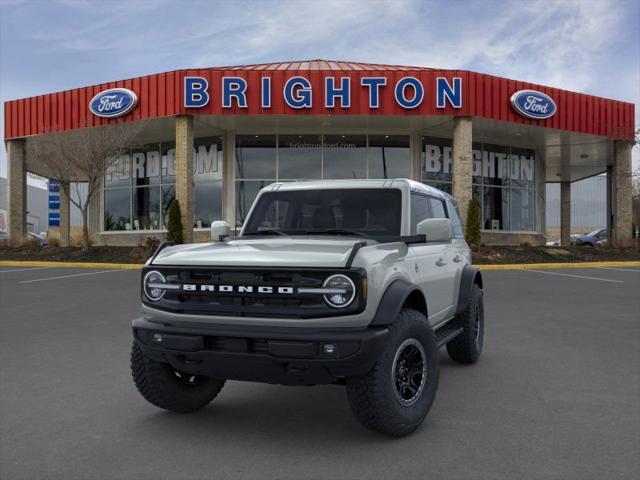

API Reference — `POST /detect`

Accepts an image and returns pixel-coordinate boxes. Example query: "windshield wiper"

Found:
[243,229,288,236]
[302,229,371,238]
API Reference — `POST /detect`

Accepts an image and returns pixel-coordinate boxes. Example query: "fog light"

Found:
[323,343,336,354]
[152,333,163,343]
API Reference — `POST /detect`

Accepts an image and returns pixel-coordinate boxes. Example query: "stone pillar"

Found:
[6,139,27,245]
[175,115,194,243]
[611,141,633,247]
[222,132,236,230]
[452,117,473,228]
[59,182,70,247]
[560,181,571,246]
[606,165,614,241]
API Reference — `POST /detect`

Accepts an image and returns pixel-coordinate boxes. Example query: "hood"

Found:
[151,237,368,268]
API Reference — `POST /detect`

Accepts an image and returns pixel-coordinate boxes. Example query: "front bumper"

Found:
[133,318,388,385]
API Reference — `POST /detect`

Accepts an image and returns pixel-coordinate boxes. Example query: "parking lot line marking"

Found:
[18,269,128,284]
[0,267,53,273]
[525,269,624,283]
[597,267,640,273]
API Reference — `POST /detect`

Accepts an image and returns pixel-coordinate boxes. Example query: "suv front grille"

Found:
[142,267,366,319]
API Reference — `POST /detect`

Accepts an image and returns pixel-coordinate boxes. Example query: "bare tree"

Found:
[27,122,143,250]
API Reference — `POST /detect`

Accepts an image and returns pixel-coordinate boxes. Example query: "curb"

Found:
[477,261,640,270]
[0,260,143,269]
[1,260,639,271]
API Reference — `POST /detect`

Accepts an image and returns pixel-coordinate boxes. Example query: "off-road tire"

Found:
[446,284,484,364]
[131,342,225,413]
[345,309,439,437]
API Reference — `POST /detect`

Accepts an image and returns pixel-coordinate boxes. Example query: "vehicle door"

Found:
[426,196,459,321]
[445,197,467,303]
[408,193,456,325]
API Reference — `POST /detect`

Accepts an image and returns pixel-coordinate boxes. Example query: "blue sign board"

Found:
[510,90,557,120]
[89,88,138,118]
[48,181,60,193]
[48,212,60,227]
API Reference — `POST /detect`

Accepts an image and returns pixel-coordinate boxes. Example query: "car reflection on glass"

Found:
[570,229,607,247]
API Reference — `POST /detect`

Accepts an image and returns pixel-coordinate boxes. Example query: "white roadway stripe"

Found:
[597,267,640,273]
[18,269,126,284]
[0,267,53,273]
[525,269,624,283]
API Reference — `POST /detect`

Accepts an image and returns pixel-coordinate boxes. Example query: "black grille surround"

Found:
[141,266,367,319]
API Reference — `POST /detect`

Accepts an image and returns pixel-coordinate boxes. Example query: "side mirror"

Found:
[210,221,231,242]
[416,218,452,243]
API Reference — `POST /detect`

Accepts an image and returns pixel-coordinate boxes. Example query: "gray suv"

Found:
[131,179,484,436]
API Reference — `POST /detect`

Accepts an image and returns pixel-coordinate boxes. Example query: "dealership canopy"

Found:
[3,60,635,247]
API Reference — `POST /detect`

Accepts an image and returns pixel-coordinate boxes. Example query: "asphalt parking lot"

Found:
[1,265,639,480]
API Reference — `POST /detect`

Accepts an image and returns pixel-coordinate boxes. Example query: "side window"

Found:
[447,199,464,238]
[429,197,447,219]
[410,194,431,234]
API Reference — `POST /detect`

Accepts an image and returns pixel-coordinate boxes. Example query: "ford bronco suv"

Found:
[131,179,484,436]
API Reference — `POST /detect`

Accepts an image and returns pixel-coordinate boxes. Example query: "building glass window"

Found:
[323,134,367,179]
[104,188,131,231]
[194,136,223,228]
[368,135,410,178]
[103,136,223,231]
[132,186,161,230]
[161,185,175,228]
[105,154,131,188]
[483,186,509,230]
[235,135,277,179]
[278,134,322,179]
[234,134,412,227]
[422,136,537,232]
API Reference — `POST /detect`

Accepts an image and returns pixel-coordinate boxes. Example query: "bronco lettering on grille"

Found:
[181,284,295,294]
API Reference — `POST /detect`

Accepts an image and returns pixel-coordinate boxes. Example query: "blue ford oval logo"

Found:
[89,88,138,118]
[510,89,556,120]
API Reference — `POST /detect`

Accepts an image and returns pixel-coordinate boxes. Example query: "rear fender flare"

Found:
[455,265,483,316]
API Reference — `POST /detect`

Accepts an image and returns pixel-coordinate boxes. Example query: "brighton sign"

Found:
[89,88,138,118]
[510,89,556,120]
[183,75,464,110]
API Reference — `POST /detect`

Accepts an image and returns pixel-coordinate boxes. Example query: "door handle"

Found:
[453,255,462,263]
[436,258,447,267]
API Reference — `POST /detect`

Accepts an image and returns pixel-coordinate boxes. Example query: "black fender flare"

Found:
[370,279,427,326]
[455,265,483,316]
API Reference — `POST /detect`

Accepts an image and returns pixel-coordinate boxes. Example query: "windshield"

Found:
[242,188,402,238]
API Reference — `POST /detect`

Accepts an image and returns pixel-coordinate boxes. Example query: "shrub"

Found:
[166,200,183,244]
[464,199,481,247]
[143,236,161,257]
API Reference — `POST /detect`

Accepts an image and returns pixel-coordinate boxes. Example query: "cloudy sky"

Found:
[1,0,638,180]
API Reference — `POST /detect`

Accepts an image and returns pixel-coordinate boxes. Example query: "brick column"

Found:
[611,141,633,247]
[59,182,70,247]
[175,115,194,243]
[452,117,473,228]
[560,181,571,246]
[6,139,27,245]
[222,132,236,229]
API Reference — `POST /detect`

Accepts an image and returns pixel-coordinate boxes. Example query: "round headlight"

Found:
[322,274,356,308]
[143,270,166,301]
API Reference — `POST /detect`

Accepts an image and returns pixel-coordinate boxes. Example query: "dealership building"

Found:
[3,60,635,246]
